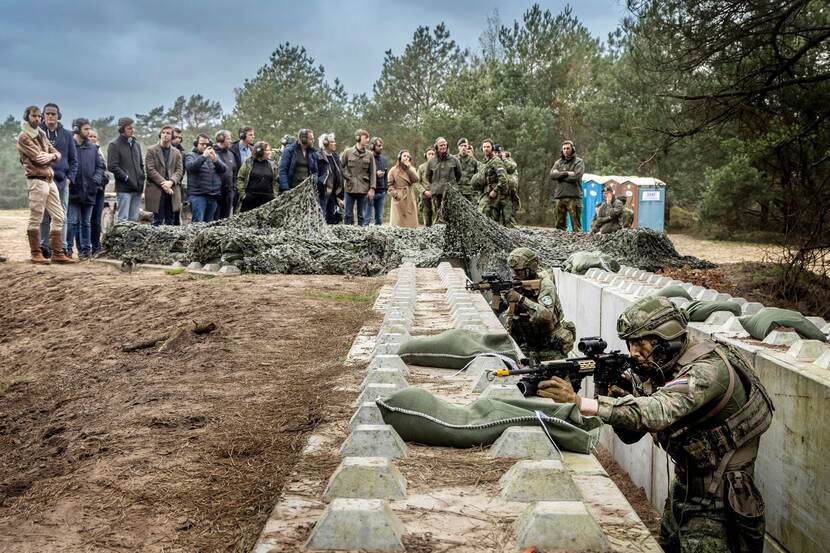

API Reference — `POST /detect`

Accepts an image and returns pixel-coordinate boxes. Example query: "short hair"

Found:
[355,128,369,141]
[481,138,494,147]
[215,129,230,142]
[195,132,211,144]
[424,147,435,155]
[72,118,91,133]
[159,125,174,137]
[117,117,135,133]
[239,126,253,139]
[172,127,183,135]
[319,133,336,149]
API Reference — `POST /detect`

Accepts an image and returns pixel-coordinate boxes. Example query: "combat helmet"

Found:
[617,295,688,341]
[507,247,539,273]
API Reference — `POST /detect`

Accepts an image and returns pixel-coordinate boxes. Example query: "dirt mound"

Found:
[0,263,382,552]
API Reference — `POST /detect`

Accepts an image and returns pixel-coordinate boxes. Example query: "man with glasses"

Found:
[38,102,77,257]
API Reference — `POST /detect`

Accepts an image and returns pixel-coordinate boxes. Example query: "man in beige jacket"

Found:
[17,105,76,264]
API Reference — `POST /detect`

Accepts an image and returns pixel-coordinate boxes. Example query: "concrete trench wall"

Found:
[554,266,830,553]
[253,263,662,552]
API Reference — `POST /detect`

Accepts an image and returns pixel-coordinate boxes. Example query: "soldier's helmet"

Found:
[617,295,688,341]
[507,247,539,273]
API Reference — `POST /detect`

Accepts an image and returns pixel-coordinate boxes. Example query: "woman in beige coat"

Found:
[387,150,420,228]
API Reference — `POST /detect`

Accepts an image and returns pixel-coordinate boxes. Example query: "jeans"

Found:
[90,188,105,252]
[344,192,369,226]
[190,194,218,223]
[116,191,141,223]
[153,191,176,225]
[67,200,94,256]
[368,189,386,225]
[40,179,68,254]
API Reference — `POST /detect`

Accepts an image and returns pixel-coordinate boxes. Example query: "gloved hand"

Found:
[503,289,523,304]
[537,376,581,406]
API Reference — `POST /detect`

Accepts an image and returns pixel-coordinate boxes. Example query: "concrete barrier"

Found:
[556,269,830,553]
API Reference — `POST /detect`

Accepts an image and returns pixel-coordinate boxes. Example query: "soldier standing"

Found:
[540,295,773,553]
[499,147,520,227]
[492,247,575,360]
[474,139,509,224]
[455,138,480,204]
[415,147,435,226]
[549,140,585,231]
[425,137,461,223]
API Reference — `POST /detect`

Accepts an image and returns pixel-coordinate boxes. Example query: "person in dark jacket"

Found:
[214,130,237,219]
[549,140,585,231]
[86,129,109,253]
[278,128,318,193]
[368,137,388,225]
[39,102,78,257]
[171,127,185,224]
[67,119,105,258]
[185,133,226,222]
[236,141,278,212]
[107,117,146,223]
[425,136,462,223]
[591,186,624,234]
[316,133,344,224]
[229,126,255,177]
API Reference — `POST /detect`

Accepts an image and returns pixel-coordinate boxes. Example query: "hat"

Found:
[457,137,469,147]
[493,143,503,152]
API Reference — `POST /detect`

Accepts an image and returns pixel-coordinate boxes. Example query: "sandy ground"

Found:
[0,262,382,552]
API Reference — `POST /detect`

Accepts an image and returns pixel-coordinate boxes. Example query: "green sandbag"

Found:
[739,307,827,341]
[562,250,620,275]
[685,300,742,322]
[376,386,602,453]
[655,284,693,300]
[397,328,518,369]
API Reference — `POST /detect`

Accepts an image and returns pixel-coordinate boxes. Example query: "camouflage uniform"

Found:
[494,248,575,360]
[622,206,635,228]
[476,154,509,224]
[549,141,584,231]
[600,296,773,553]
[502,156,519,227]
[456,152,480,204]
[415,161,433,226]
[592,196,624,234]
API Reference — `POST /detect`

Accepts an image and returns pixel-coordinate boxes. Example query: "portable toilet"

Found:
[633,178,666,231]
[580,174,605,231]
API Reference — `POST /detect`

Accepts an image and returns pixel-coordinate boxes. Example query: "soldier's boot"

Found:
[49,230,77,264]
[27,229,50,264]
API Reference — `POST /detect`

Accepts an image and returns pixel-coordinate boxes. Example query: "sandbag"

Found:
[397,328,519,369]
[655,283,693,300]
[376,386,602,453]
[685,300,742,322]
[739,307,827,341]
[562,250,620,275]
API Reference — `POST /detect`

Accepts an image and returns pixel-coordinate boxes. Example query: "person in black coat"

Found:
[68,118,105,257]
[107,117,146,222]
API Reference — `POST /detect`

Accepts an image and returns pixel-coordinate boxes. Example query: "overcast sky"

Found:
[0,0,627,123]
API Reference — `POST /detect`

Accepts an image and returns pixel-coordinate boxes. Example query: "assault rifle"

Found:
[491,337,635,397]
[466,273,541,332]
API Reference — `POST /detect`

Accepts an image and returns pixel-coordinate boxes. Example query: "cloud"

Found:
[0,0,626,120]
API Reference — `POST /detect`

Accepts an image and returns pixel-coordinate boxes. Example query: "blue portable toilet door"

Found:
[637,185,665,231]
[581,181,603,231]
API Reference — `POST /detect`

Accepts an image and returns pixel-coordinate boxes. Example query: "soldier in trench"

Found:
[540,295,773,553]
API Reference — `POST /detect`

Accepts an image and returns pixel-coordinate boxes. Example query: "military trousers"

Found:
[418,194,434,226]
[553,197,582,231]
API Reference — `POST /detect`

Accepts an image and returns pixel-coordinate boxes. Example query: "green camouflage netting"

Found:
[102,179,711,275]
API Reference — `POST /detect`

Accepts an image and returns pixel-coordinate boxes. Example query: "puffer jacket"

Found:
[185,149,226,196]
[71,139,106,205]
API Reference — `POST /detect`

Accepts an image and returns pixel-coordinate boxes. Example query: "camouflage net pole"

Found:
[102,179,712,276]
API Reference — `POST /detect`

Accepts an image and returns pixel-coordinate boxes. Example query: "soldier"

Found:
[493,247,575,361]
[455,137,479,204]
[591,186,624,234]
[474,139,509,224]
[415,147,435,226]
[549,140,585,231]
[539,295,773,553]
[425,137,461,223]
[499,147,520,228]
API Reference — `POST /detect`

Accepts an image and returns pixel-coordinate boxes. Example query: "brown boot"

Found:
[27,229,50,264]
[49,230,77,264]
